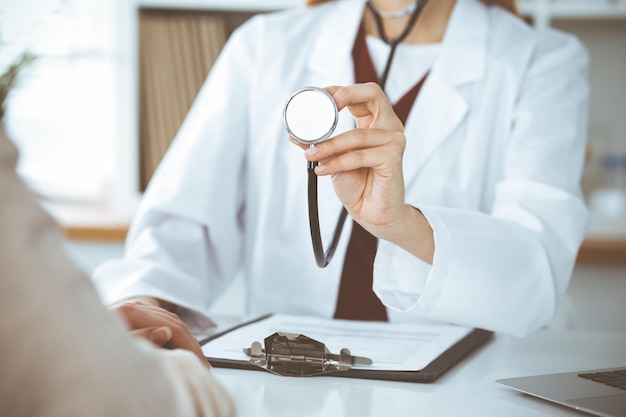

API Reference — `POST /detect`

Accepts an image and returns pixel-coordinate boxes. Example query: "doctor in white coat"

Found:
[94,0,590,346]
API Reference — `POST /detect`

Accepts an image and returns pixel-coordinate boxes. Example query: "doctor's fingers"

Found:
[327,83,403,131]
[113,302,209,367]
[306,129,406,174]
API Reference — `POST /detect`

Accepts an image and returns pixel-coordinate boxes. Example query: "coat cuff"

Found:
[373,205,449,313]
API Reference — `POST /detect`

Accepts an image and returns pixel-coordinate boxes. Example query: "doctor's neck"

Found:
[364,0,456,44]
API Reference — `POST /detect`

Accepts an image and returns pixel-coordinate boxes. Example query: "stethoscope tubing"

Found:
[307,161,349,268]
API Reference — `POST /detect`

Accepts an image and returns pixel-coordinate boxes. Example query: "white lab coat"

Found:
[94,0,590,337]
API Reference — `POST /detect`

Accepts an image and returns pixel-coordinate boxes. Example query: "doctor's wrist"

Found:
[126,296,179,314]
[381,205,435,264]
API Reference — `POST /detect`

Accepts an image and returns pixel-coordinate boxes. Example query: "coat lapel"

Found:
[305,0,365,89]
[404,0,489,187]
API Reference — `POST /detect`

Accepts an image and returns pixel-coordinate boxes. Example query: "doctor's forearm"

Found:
[381,205,434,264]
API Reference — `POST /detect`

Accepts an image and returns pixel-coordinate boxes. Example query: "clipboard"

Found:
[200,313,493,383]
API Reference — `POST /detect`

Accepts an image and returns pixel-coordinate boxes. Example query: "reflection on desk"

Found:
[210,329,626,417]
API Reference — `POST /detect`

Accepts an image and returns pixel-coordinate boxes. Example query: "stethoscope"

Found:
[282,0,428,268]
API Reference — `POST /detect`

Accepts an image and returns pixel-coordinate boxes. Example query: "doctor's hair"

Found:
[305,0,519,15]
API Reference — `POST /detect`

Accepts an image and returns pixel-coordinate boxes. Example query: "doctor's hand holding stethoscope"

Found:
[288,83,435,266]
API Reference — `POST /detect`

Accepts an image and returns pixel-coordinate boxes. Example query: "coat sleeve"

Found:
[373,30,590,336]
[92,18,261,334]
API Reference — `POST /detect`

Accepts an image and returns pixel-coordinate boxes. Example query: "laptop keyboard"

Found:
[578,369,626,391]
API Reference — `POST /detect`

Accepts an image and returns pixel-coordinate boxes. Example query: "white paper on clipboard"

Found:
[201,313,472,371]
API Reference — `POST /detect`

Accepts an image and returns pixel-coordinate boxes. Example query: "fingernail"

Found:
[315,164,327,174]
[150,327,172,342]
[305,146,319,156]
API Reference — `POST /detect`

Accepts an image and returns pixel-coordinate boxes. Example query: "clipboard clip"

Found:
[242,332,372,377]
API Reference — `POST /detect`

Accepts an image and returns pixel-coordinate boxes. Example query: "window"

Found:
[2,0,122,203]
[1,0,299,211]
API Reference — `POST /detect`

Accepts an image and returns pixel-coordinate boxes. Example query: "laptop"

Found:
[497,367,626,417]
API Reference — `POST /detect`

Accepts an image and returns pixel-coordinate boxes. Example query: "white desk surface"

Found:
[210,328,626,417]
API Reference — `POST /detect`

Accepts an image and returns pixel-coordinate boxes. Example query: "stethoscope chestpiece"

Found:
[283,86,339,145]
[283,86,347,268]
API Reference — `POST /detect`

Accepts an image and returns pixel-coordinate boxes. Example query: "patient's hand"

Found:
[111,298,209,367]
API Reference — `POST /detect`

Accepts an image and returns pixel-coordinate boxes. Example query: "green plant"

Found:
[0,52,37,121]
